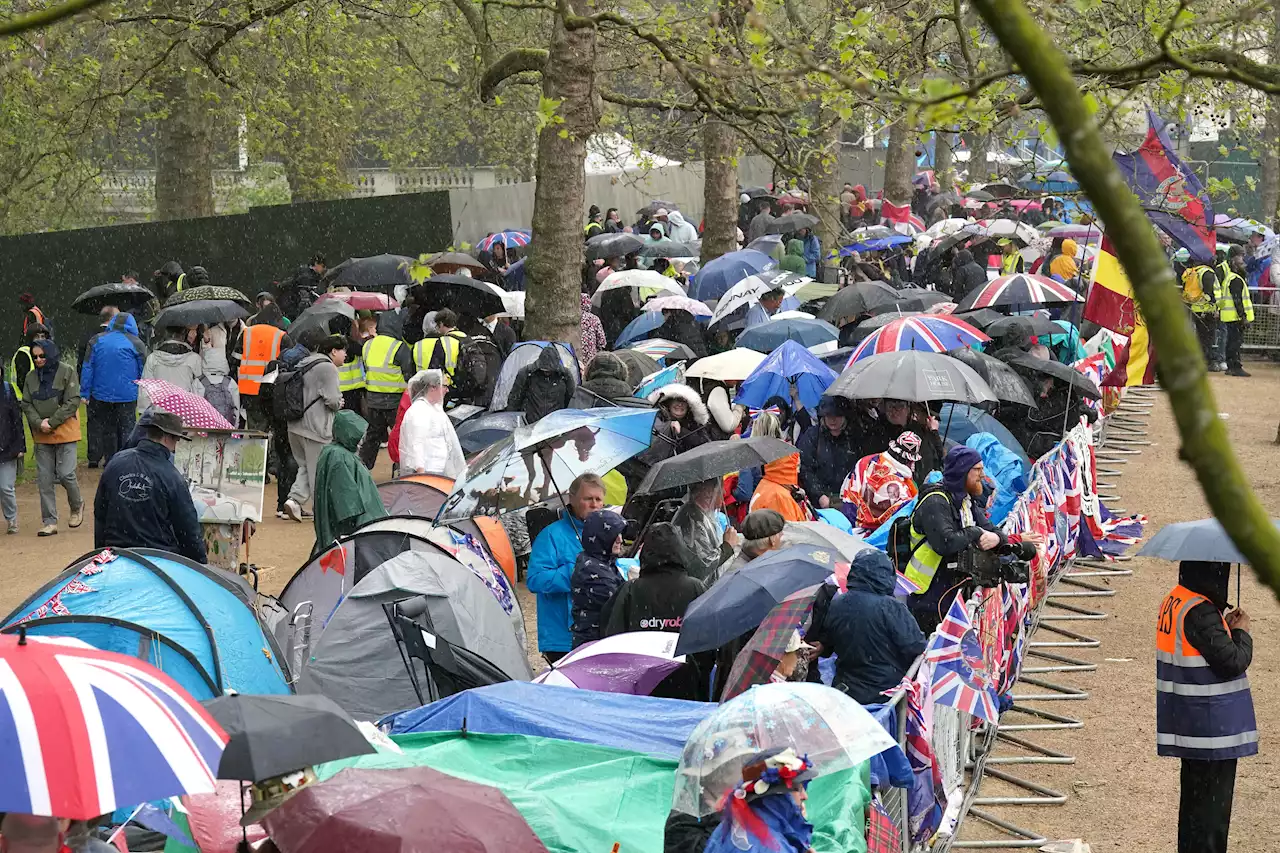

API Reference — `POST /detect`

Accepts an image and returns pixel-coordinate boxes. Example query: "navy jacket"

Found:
[81,313,146,403]
[570,510,628,647]
[94,439,208,563]
[796,423,859,506]
[813,550,926,704]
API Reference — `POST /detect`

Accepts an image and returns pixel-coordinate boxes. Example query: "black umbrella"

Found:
[817,281,901,323]
[611,348,662,386]
[945,347,1037,407]
[635,436,797,495]
[851,311,924,342]
[153,299,249,329]
[965,189,995,201]
[982,181,1021,199]
[586,232,644,261]
[988,314,1062,338]
[72,282,155,315]
[866,290,952,316]
[1002,351,1101,399]
[952,308,1004,330]
[767,212,820,234]
[324,254,417,289]
[203,694,374,782]
[826,349,997,404]
[640,241,700,257]
[740,186,775,200]
[289,300,357,339]
[422,274,505,317]
[165,285,251,307]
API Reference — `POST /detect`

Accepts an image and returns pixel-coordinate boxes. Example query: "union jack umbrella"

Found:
[476,230,531,252]
[954,273,1085,312]
[0,633,227,818]
[847,315,989,365]
[925,596,1000,722]
[136,379,234,430]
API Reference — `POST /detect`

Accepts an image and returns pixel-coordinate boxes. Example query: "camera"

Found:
[961,540,1037,588]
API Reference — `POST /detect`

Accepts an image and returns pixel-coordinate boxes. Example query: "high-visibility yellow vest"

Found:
[362,335,408,394]
[338,355,365,392]
[905,491,973,592]
[1001,253,1023,274]
[1182,265,1217,314]
[1217,264,1254,323]
[9,346,32,401]
[236,324,286,396]
[412,331,466,380]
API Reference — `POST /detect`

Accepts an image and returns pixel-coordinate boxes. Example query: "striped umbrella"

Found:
[533,632,685,695]
[954,273,1084,312]
[476,230,531,252]
[847,315,989,365]
[0,633,227,818]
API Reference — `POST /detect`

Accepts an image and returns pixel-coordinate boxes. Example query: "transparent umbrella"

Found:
[672,682,898,815]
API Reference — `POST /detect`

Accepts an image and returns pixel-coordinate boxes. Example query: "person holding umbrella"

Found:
[672,478,741,583]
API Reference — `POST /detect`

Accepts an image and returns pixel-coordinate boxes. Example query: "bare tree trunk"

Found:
[967,132,990,184]
[810,117,843,274]
[882,119,916,206]
[155,71,215,220]
[525,8,601,344]
[1261,1,1280,226]
[934,128,956,190]
[701,119,739,264]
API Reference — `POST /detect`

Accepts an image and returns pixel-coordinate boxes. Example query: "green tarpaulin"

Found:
[318,731,870,853]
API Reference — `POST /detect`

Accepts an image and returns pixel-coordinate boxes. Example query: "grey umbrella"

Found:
[946,347,1037,407]
[288,300,358,340]
[988,314,1062,338]
[826,350,997,404]
[781,521,875,560]
[203,693,374,782]
[586,232,644,261]
[1137,518,1280,564]
[817,281,901,323]
[72,282,155,314]
[767,212,820,234]
[635,436,797,495]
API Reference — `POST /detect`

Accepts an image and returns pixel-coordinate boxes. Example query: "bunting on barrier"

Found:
[926,597,1001,723]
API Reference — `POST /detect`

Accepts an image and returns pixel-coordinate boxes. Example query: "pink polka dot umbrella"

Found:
[135,379,234,430]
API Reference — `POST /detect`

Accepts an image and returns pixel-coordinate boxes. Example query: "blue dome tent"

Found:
[2,548,291,699]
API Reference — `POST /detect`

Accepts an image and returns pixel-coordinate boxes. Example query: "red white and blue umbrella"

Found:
[954,273,1084,312]
[0,633,227,818]
[476,230,531,252]
[532,631,684,695]
[847,315,990,365]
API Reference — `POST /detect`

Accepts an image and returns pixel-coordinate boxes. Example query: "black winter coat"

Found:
[1179,561,1253,679]
[796,424,860,506]
[664,812,715,853]
[0,382,25,462]
[906,484,1005,622]
[94,439,208,563]
[508,348,575,422]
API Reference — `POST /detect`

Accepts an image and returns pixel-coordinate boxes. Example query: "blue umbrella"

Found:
[441,407,658,520]
[838,235,912,255]
[689,249,776,300]
[503,257,526,291]
[614,310,709,348]
[455,411,525,455]
[674,545,841,655]
[737,316,839,353]
[938,403,1029,464]
[1137,518,1280,564]
[735,340,838,411]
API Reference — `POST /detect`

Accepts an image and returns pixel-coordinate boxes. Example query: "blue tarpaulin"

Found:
[967,433,1031,526]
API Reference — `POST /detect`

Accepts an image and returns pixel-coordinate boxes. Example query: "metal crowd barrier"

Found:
[1243,286,1280,351]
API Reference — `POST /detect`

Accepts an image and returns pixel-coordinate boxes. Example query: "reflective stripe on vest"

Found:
[1154,584,1258,760]
[22,307,43,336]
[412,332,464,378]
[904,492,972,592]
[338,355,365,392]
[1217,264,1255,323]
[363,336,407,394]
[237,325,286,396]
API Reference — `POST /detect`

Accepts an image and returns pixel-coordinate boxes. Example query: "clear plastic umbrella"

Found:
[672,682,898,815]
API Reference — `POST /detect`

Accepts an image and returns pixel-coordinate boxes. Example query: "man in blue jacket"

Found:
[93,410,207,563]
[81,311,146,466]
[811,549,926,704]
[526,472,606,663]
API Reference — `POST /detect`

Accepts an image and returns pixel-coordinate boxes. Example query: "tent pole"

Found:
[382,603,426,706]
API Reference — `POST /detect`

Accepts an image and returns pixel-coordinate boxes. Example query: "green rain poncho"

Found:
[778,239,807,274]
[312,410,387,553]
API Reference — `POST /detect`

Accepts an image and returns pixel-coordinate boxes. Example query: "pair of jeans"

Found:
[88,399,136,465]
[34,442,80,525]
[0,459,17,523]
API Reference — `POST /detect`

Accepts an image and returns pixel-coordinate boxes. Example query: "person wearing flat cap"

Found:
[720,509,786,578]
[94,409,208,563]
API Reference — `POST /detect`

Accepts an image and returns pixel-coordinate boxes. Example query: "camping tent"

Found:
[296,551,532,720]
[374,480,518,582]
[2,548,290,700]
[490,342,579,411]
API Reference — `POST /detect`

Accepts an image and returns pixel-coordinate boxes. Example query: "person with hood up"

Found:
[21,339,83,537]
[1157,561,1256,853]
[359,311,415,469]
[796,396,860,510]
[666,210,699,243]
[811,549,927,704]
[949,249,988,299]
[840,430,921,532]
[528,473,606,663]
[749,451,808,522]
[311,409,388,554]
[797,227,821,277]
[398,369,465,478]
[569,509,628,648]
[702,748,815,853]
[650,384,713,453]
[152,260,185,302]
[571,352,649,409]
[282,335,345,522]
[645,221,672,248]
[603,521,710,700]
[579,294,607,371]
[778,239,807,275]
[1048,238,1079,282]
[905,445,1007,632]
[140,327,204,413]
[656,308,708,359]
[79,312,145,465]
[672,478,741,583]
[508,345,576,423]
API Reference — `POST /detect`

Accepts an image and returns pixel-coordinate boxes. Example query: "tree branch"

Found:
[480,47,548,101]
[0,0,107,36]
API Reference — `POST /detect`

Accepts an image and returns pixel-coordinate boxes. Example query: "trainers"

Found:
[6,520,16,535]
[1226,367,1251,377]
[1207,362,1224,373]
[284,499,304,523]
[37,524,57,537]
[68,504,84,529]
[276,510,288,520]
[300,507,314,519]
[1215,362,1229,372]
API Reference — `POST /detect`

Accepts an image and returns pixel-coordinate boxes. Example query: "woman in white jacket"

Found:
[398,369,466,479]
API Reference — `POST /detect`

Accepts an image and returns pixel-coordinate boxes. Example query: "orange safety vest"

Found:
[237,325,286,396]
[23,306,44,335]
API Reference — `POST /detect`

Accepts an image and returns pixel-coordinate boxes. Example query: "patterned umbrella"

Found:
[720,585,821,702]
[476,230,531,252]
[136,379,234,430]
[532,632,685,695]
[625,338,698,362]
[643,295,712,317]
[0,633,227,818]
[164,285,251,307]
[847,315,989,364]
[315,291,399,311]
[954,273,1084,312]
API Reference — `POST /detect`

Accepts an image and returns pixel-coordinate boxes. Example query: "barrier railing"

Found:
[1244,286,1280,351]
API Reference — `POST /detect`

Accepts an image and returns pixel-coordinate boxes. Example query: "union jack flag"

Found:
[926,596,1000,722]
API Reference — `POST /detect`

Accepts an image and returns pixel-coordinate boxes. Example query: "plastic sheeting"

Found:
[318,731,870,853]
[967,432,1031,526]
[381,682,714,758]
[490,342,579,411]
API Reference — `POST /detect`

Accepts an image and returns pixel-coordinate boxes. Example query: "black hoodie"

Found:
[508,346,575,422]
[950,249,988,298]
[571,352,651,409]
[1178,561,1252,679]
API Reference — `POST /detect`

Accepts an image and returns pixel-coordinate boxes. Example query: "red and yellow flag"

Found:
[1086,236,1157,386]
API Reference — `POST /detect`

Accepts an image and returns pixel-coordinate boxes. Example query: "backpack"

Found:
[272,359,323,422]
[454,337,499,406]
[1181,266,1210,307]
[199,375,238,426]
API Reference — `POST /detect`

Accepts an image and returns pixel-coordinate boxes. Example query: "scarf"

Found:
[705,791,814,853]
[31,339,62,401]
